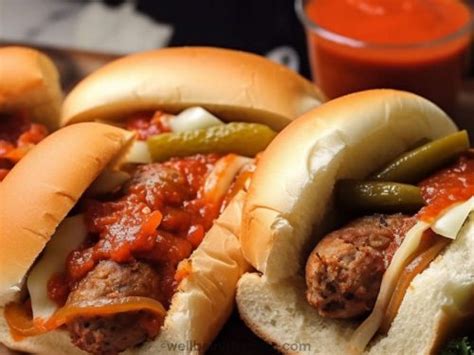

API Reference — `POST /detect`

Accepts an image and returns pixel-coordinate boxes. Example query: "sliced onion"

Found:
[124,141,152,164]
[5,296,166,339]
[222,163,255,208]
[87,169,131,196]
[203,154,252,205]
[27,215,88,321]
[170,107,224,132]
[349,221,430,353]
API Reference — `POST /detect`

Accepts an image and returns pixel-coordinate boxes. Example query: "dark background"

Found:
[100,0,312,78]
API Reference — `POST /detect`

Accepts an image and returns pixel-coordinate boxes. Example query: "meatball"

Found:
[66,260,163,355]
[125,164,191,209]
[305,214,415,319]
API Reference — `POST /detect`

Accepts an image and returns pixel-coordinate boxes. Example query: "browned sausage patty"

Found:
[66,260,162,355]
[305,214,415,319]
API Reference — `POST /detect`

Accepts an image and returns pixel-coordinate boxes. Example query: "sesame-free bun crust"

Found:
[0,46,62,129]
[61,47,324,131]
[236,90,465,354]
[0,123,134,305]
[241,89,456,280]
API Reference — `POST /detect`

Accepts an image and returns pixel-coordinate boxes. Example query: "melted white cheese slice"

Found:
[431,196,474,239]
[27,215,88,320]
[88,169,131,196]
[349,197,474,353]
[349,220,430,354]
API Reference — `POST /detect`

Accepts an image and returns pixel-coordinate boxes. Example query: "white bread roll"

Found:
[0,123,250,354]
[237,89,463,354]
[0,46,62,129]
[61,47,324,131]
[0,123,134,305]
[241,89,456,281]
[1,46,323,354]
[0,190,249,355]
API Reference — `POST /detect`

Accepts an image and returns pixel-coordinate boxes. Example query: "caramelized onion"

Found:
[5,297,166,340]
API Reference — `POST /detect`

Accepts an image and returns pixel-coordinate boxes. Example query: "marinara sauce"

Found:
[50,153,224,307]
[300,0,472,113]
[125,110,171,140]
[0,112,48,180]
[418,154,474,222]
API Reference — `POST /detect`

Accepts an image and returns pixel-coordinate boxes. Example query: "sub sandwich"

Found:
[0,46,62,180]
[237,89,474,354]
[0,47,324,355]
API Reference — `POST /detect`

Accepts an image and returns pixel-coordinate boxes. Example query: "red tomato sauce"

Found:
[418,155,474,221]
[125,110,171,140]
[308,0,470,45]
[47,273,70,307]
[304,0,471,112]
[50,154,223,307]
[0,112,48,180]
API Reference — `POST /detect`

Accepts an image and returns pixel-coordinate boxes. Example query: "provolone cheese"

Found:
[431,196,474,239]
[27,215,88,321]
[88,169,131,196]
[349,221,430,354]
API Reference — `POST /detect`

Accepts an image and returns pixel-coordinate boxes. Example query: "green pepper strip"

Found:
[372,130,469,184]
[336,180,425,213]
[147,122,277,162]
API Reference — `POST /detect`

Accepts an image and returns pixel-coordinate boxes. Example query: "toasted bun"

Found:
[0,46,62,129]
[237,89,463,354]
[0,123,134,305]
[0,192,250,355]
[61,47,324,131]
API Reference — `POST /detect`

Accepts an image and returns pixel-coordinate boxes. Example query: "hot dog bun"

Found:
[236,89,465,354]
[0,122,250,354]
[1,47,323,354]
[0,123,134,305]
[0,46,62,129]
[61,47,324,131]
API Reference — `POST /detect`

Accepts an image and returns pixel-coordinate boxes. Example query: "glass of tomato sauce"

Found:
[296,0,473,114]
